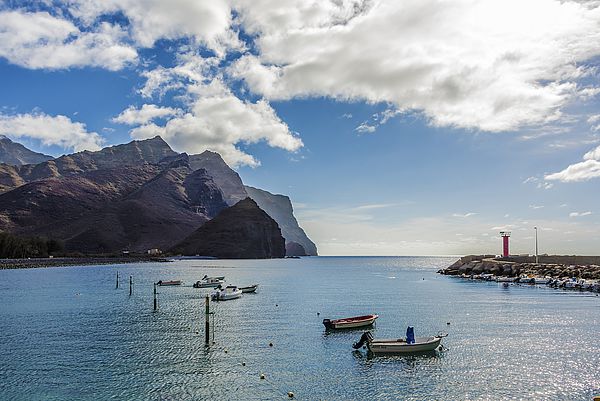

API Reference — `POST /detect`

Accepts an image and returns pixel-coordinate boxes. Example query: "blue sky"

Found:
[1,0,600,255]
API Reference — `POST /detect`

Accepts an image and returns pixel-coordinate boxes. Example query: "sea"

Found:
[0,256,599,400]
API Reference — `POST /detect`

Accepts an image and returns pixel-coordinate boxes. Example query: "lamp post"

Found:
[534,226,539,264]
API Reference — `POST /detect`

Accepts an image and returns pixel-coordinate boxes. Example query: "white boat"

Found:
[353,330,447,354]
[496,276,516,283]
[193,277,225,288]
[533,277,551,285]
[212,285,242,301]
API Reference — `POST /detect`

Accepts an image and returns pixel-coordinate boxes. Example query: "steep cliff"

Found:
[244,186,317,256]
[172,198,286,259]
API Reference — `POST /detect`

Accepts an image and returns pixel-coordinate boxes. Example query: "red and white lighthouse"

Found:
[500,231,511,257]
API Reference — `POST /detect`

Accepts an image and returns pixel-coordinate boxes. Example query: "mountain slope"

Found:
[244,185,317,256]
[0,135,53,166]
[189,151,248,206]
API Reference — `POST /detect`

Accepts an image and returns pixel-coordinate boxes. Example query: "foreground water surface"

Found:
[0,256,599,400]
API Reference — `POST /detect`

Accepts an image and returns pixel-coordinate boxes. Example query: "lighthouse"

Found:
[499,232,511,257]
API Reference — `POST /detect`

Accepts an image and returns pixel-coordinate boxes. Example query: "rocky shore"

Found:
[439,255,600,280]
[0,256,169,270]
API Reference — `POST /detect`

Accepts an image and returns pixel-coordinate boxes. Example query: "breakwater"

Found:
[0,256,169,269]
[438,255,600,282]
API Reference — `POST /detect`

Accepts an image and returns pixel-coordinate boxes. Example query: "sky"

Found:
[1,0,600,256]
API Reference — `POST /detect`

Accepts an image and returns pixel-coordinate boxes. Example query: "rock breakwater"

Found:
[439,255,600,281]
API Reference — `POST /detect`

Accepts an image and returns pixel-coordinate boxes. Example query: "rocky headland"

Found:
[439,255,600,280]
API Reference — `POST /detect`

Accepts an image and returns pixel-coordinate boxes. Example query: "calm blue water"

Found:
[0,257,599,400]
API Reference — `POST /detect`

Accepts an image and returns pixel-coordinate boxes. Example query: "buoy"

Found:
[260,373,265,380]
[224,349,228,353]
[447,322,451,325]
[212,341,216,345]
[275,304,278,307]
[242,362,246,366]
[269,342,273,347]
[287,391,294,398]
[317,312,320,316]
[195,330,199,334]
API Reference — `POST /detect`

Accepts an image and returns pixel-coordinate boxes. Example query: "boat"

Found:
[239,284,259,293]
[533,277,551,285]
[211,285,242,301]
[193,277,225,288]
[518,276,534,284]
[353,327,447,354]
[496,276,516,283]
[157,280,182,286]
[323,314,379,330]
[201,274,225,280]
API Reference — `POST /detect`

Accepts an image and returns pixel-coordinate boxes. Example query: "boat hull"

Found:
[240,284,258,293]
[324,314,379,329]
[368,336,442,354]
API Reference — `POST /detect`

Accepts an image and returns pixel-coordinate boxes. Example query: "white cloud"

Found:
[129,78,302,167]
[113,104,181,125]
[546,144,600,182]
[231,0,600,132]
[0,11,137,70]
[67,0,237,53]
[452,212,477,218]
[569,211,592,217]
[529,205,544,209]
[0,112,103,152]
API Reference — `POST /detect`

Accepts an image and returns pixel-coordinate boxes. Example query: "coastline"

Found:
[0,256,170,270]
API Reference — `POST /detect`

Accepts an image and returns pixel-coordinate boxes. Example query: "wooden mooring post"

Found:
[115,271,119,289]
[205,295,210,344]
[129,276,133,296]
[153,282,158,311]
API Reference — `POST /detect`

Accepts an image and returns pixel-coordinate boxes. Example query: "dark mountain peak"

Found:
[172,196,286,258]
[0,135,54,166]
[158,152,190,169]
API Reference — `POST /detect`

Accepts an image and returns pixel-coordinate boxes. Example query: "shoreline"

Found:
[0,256,170,270]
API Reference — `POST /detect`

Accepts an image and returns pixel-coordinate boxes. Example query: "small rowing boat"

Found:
[239,284,259,293]
[323,314,379,330]
[157,280,182,286]
[353,327,447,354]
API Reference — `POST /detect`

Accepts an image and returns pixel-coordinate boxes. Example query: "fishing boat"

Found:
[496,276,516,283]
[239,284,259,293]
[353,327,447,354]
[193,277,224,288]
[323,314,379,330]
[518,276,535,284]
[211,285,242,301]
[157,280,182,286]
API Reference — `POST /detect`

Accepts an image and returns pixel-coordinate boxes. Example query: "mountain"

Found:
[0,153,228,253]
[172,198,286,259]
[0,136,176,194]
[244,186,318,256]
[0,136,317,258]
[189,151,248,206]
[0,135,53,166]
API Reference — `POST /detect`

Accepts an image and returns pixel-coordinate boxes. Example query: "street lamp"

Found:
[534,226,539,264]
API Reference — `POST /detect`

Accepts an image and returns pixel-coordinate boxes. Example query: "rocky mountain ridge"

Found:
[0,136,317,258]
